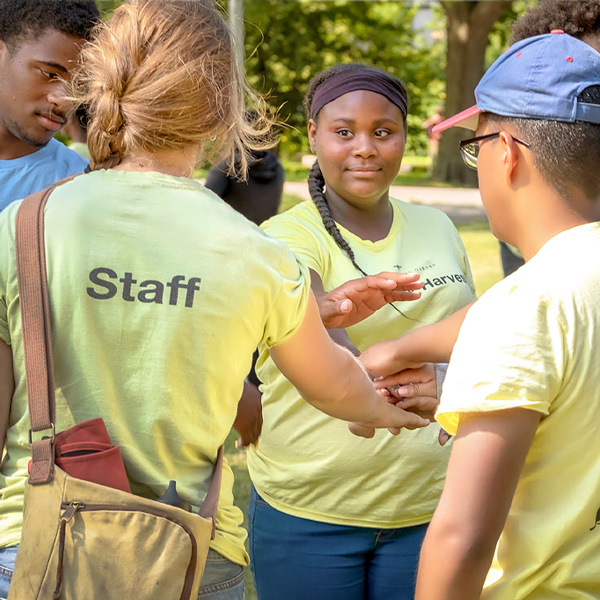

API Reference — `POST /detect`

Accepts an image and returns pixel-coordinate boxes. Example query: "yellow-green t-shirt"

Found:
[247,198,476,527]
[0,169,310,565]
[437,223,600,599]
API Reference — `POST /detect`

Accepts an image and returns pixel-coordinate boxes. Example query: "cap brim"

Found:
[432,105,482,133]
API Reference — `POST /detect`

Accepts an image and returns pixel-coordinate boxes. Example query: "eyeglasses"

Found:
[459,132,530,170]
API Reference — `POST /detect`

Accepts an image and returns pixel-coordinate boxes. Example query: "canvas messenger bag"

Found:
[8,181,223,600]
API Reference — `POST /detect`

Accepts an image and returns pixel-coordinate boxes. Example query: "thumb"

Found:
[339,299,352,313]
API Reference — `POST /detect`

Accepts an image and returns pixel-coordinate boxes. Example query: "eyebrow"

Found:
[32,60,69,75]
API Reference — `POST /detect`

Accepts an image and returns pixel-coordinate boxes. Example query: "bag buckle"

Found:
[29,423,56,445]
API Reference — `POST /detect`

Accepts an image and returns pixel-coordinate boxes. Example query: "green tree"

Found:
[433,1,513,185]
[433,0,536,184]
[241,0,446,156]
[95,0,120,17]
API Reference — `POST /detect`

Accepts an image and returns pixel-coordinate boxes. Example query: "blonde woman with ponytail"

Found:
[0,3,432,598]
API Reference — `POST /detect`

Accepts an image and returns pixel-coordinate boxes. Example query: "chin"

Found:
[10,120,53,148]
[21,131,52,148]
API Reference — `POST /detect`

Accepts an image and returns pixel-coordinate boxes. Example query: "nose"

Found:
[47,80,72,117]
[352,133,376,158]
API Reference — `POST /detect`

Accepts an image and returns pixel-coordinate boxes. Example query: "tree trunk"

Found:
[434,0,513,184]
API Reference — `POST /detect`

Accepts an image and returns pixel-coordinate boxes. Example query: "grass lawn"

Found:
[225,216,502,599]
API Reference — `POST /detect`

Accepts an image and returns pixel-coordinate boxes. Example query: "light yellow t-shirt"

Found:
[247,198,476,527]
[0,169,310,566]
[437,223,600,599]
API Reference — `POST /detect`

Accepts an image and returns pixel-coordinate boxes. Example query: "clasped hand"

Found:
[349,362,451,445]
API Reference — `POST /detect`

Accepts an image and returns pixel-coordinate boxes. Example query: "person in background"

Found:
[247,63,476,600]
[63,104,91,160]
[0,3,431,598]
[205,146,284,227]
[0,0,99,211]
[414,31,600,600]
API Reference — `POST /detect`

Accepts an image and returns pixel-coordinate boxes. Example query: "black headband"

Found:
[310,69,408,120]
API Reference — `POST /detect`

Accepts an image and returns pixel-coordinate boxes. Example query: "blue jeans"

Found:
[0,546,243,600]
[248,486,427,600]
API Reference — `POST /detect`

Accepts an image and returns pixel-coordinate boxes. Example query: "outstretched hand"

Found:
[319,272,423,330]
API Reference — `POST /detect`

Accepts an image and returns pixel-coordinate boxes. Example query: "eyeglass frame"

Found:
[459,132,530,170]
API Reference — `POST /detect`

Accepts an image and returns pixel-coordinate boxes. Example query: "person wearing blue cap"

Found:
[399,31,600,600]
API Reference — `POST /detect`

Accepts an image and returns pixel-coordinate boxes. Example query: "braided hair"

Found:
[307,159,368,277]
[305,64,413,317]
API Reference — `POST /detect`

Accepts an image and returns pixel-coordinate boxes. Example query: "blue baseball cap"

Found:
[433,31,600,132]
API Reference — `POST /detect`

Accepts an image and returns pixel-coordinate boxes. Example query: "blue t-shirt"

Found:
[0,138,88,211]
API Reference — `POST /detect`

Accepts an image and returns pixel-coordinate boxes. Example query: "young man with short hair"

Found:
[415,32,600,600]
[0,0,99,211]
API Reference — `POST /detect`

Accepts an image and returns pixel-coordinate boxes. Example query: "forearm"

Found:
[298,343,382,422]
[360,302,475,378]
[327,328,360,356]
[416,512,495,600]
[269,295,427,429]
[0,340,14,456]
[416,409,540,600]
[399,302,474,363]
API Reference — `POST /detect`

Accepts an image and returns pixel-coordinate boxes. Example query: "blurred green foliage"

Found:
[237,0,446,157]
[93,1,532,162]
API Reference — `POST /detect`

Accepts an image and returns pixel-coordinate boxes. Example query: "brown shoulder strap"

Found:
[15,176,222,528]
[16,185,59,484]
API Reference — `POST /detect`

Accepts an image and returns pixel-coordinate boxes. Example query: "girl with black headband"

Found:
[246,63,477,600]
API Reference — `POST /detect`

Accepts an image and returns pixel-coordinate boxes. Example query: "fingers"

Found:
[362,274,423,294]
[373,271,423,290]
[392,395,439,414]
[386,404,431,430]
[383,290,422,302]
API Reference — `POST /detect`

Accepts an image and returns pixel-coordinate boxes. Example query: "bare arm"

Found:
[359,302,475,377]
[269,292,429,431]
[233,379,263,447]
[415,408,541,600]
[310,270,359,354]
[0,340,14,456]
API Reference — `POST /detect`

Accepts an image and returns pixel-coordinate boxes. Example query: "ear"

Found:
[307,119,317,154]
[498,131,520,185]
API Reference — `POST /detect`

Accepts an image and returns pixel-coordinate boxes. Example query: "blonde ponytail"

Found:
[71,0,274,172]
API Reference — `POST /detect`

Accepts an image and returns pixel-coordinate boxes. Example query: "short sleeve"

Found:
[436,277,563,435]
[0,204,18,345]
[262,211,326,275]
[260,243,311,349]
